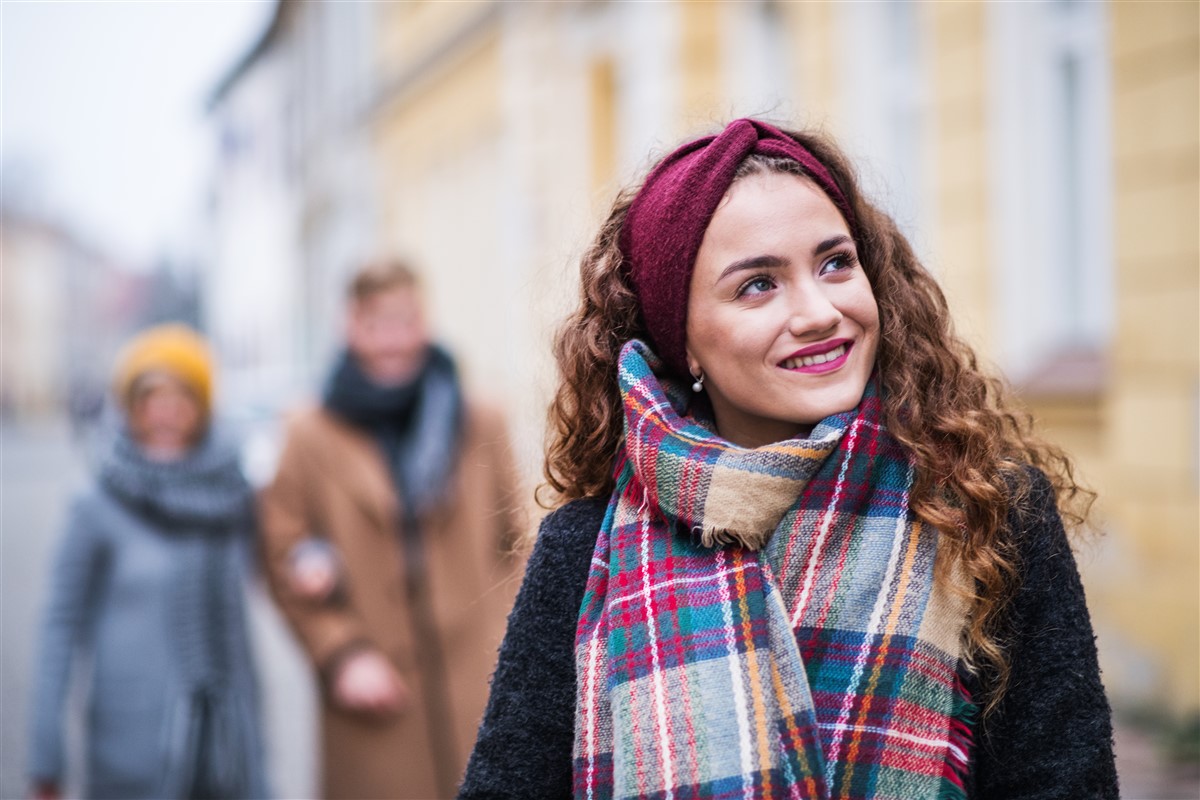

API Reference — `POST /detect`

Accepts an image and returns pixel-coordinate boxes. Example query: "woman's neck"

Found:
[712,414,813,449]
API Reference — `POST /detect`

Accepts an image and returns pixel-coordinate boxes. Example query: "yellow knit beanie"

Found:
[113,324,215,413]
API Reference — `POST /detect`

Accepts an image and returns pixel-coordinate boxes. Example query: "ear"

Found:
[684,346,701,378]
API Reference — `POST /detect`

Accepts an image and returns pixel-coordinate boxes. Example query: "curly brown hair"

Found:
[543,125,1093,711]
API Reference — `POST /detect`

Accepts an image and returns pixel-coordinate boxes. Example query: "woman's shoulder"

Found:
[1004,464,1072,565]
[974,465,1118,796]
[59,482,123,543]
[71,478,129,516]
[1009,463,1057,510]
[536,497,607,552]
[540,496,608,536]
[996,463,1096,656]
[522,496,607,586]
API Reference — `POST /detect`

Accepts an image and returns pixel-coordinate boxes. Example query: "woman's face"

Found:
[685,171,880,448]
[129,372,204,460]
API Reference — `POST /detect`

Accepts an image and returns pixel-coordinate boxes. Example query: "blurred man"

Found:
[259,260,523,799]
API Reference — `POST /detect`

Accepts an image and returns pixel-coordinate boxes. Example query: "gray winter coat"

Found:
[27,432,269,800]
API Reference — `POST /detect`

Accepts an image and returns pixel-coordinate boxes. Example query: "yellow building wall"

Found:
[369,0,1198,710]
[371,12,509,390]
[678,1,724,133]
[0,225,69,414]
[1093,0,1199,711]
[787,2,838,126]
[916,0,1199,712]
[371,3,599,479]
[926,2,993,353]
[587,55,619,201]
[375,1,496,82]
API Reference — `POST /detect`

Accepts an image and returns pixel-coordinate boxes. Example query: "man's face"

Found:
[346,285,430,386]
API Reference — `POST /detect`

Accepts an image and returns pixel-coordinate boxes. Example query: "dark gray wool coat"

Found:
[460,468,1119,799]
[28,430,269,800]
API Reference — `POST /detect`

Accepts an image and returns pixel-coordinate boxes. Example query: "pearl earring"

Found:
[691,371,705,393]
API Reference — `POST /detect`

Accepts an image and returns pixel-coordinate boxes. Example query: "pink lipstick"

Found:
[778,339,853,374]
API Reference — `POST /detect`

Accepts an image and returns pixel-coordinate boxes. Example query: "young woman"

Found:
[461,119,1118,799]
[28,325,267,800]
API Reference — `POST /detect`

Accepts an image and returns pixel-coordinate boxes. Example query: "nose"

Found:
[786,285,842,339]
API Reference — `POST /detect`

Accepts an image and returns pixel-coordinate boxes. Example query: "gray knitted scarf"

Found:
[98,429,255,798]
[98,429,252,531]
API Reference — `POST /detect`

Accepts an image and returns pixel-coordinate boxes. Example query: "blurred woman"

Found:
[462,119,1117,798]
[28,324,267,800]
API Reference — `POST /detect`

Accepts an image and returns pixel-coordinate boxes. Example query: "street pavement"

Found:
[0,419,1196,799]
[1,420,86,799]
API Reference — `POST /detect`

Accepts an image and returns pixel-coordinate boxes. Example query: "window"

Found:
[837,0,928,244]
[612,1,677,175]
[987,0,1112,389]
[723,0,793,121]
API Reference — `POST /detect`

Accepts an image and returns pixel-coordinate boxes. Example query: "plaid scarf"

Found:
[574,340,974,800]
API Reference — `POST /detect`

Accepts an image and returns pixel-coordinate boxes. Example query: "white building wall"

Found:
[206,44,301,411]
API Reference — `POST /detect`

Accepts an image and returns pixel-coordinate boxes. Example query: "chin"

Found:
[790,384,869,426]
[366,360,422,385]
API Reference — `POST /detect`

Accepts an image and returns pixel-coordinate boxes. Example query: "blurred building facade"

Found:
[206,0,1198,718]
[0,205,181,419]
[1,209,77,416]
[206,0,376,411]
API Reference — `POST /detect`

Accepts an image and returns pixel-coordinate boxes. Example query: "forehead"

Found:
[131,370,194,399]
[353,285,422,316]
[701,172,848,256]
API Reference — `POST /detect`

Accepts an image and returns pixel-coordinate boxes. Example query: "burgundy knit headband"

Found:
[619,118,857,378]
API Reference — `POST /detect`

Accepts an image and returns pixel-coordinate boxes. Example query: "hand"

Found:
[332,650,410,717]
[30,781,60,800]
[289,550,337,601]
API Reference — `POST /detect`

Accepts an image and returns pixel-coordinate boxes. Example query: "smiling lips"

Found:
[779,340,853,374]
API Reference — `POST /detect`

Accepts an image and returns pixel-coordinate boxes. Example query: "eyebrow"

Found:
[814,234,853,256]
[715,254,788,284]
[714,234,855,285]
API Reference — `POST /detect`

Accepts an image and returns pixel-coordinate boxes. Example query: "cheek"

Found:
[181,404,203,429]
[850,292,881,367]
[362,332,394,359]
[840,282,880,334]
[861,297,881,337]
[690,310,779,379]
[159,398,199,429]
[688,308,733,363]
[398,325,427,351]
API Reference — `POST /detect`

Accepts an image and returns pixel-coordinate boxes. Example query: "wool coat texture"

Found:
[27,434,268,800]
[460,469,1119,800]
[259,401,524,800]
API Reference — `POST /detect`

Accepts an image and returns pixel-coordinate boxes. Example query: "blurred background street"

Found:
[2,1,1198,798]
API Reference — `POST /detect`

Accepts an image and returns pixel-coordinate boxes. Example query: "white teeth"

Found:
[784,344,846,369]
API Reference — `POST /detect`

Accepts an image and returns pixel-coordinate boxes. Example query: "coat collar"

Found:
[306,408,400,532]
